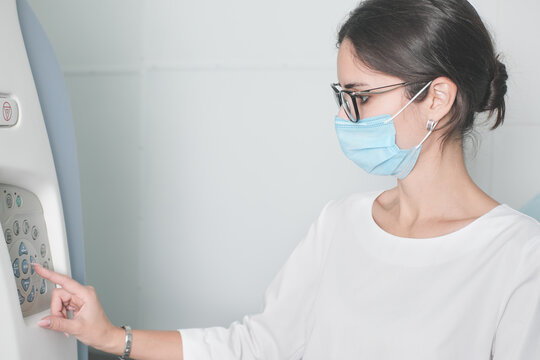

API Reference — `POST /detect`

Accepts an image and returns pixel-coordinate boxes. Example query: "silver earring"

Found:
[426,119,438,131]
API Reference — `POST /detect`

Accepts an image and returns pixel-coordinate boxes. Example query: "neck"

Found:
[391,139,496,223]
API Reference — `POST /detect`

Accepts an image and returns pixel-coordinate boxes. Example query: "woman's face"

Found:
[336,38,428,150]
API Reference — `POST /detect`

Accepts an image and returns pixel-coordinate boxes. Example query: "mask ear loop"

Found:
[383,80,433,124]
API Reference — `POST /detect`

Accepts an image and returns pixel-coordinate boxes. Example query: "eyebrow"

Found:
[343,82,369,89]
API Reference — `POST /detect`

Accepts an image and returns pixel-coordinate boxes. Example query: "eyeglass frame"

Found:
[330,81,423,123]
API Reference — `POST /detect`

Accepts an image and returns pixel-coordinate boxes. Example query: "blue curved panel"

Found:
[16,1,87,359]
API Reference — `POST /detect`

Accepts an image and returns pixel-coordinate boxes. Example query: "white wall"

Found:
[26,0,540,334]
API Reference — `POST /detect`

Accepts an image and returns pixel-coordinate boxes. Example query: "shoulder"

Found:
[493,204,540,248]
[317,188,385,222]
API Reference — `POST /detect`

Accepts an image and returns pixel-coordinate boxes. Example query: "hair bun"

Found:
[484,57,508,111]
[481,55,508,129]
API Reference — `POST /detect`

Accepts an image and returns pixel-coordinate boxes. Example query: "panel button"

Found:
[40,243,46,257]
[13,220,20,236]
[18,242,28,256]
[6,193,13,208]
[16,194,22,207]
[27,286,35,303]
[5,229,12,244]
[40,279,47,294]
[43,261,49,269]
[21,259,29,274]
[21,278,30,291]
[12,258,20,278]
[18,289,24,305]
[0,98,19,127]
[32,226,39,240]
[23,220,29,234]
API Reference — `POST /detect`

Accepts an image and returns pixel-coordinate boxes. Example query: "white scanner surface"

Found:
[0,0,77,359]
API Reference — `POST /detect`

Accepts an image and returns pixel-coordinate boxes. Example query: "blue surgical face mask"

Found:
[334,81,437,180]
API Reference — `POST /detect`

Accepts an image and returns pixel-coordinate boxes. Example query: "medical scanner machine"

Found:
[0,0,87,359]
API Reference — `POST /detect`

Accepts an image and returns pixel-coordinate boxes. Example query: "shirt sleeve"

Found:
[178,199,337,360]
[491,235,540,359]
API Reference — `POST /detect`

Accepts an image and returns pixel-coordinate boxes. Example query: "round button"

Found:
[21,259,29,274]
[21,278,30,291]
[23,220,29,235]
[27,286,35,303]
[6,193,12,208]
[16,195,21,207]
[40,279,47,294]
[13,221,20,236]
[12,258,20,278]
[31,226,39,240]
[5,229,12,244]
[29,256,35,274]
[40,243,46,257]
[18,242,28,256]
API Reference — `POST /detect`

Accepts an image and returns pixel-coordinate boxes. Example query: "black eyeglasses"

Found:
[331,82,413,122]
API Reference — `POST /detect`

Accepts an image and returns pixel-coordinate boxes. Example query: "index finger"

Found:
[32,263,88,297]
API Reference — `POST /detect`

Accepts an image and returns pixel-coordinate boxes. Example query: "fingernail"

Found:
[37,319,51,328]
[64,332,69,338]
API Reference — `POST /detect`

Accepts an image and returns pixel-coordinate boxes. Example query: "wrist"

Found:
[100,325,126,356]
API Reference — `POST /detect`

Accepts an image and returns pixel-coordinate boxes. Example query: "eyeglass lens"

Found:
[333,88,358,121]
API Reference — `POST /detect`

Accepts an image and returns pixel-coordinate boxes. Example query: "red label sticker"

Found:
[3,101,12,122]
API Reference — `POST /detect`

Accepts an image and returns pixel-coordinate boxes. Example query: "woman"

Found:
[33,0,540,359]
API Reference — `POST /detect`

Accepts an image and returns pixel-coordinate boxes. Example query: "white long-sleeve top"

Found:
[178,189,540,359]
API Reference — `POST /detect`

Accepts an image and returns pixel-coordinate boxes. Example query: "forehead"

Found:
[336,38,400,88]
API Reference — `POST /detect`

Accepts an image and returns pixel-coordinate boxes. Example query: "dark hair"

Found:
[337,0,508,152]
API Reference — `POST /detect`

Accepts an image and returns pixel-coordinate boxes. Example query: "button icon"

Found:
[23,220,29,234]
[16,195,21,207]
[6,193,12,208]
[40,243,46,257]
[3,101,12,121]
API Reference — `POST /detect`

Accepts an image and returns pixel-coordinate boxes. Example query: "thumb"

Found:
[38,316,79,335]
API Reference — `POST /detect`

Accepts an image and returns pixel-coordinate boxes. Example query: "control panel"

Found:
[0,184,54,317]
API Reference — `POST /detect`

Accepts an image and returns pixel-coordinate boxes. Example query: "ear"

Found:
[426,77,457,122]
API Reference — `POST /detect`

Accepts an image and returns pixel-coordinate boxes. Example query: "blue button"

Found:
[21,278,30,291]
[27,286,35,303]
[18,242,28,256]
[40,279,47,294]
[18,289,24,305]
[30,256,35,274]
[12,258,20,278]
[21,259,29,274]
